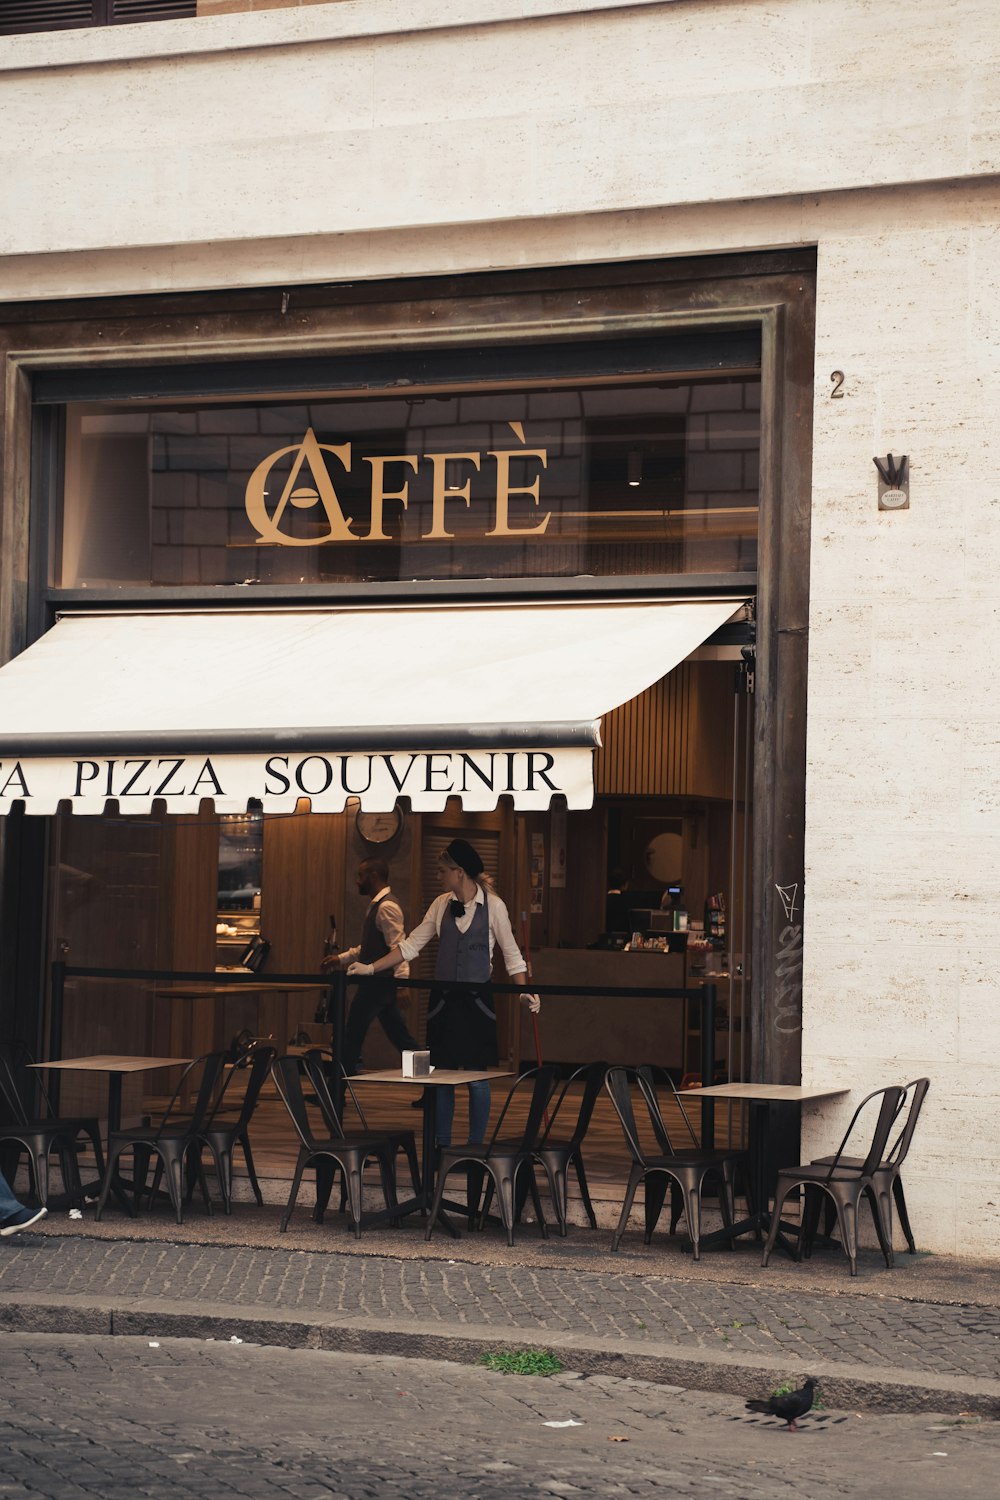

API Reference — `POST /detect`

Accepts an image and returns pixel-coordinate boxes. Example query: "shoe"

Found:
[0,1205,48,1237]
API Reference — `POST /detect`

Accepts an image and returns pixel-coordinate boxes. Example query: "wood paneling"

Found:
[48,811,164,1118]
[596,661,735,800]
[254,810,346,1048]
[156,809,217,1060]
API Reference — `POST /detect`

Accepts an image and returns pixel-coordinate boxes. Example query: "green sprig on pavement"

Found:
[477,1348,564,1377]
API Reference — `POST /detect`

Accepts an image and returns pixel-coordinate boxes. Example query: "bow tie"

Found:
[448,899,466,918]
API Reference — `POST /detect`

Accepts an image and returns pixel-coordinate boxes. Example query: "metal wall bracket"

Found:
[875,453,909,511]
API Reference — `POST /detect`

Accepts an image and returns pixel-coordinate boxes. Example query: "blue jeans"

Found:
[0,1168,26,1221]
[435,1082,490,1147]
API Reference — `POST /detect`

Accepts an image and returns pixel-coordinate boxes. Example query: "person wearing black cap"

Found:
[348,837,540,1146]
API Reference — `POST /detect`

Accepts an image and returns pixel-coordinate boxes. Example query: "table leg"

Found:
[357,1088,460,1237]
[107,1075,123,1134]
[104,1072,134,1216]
[422,1089,463,1238]
[748,1100,768,1228]
[688,1100,770,1252]
[696,1100,803,1256]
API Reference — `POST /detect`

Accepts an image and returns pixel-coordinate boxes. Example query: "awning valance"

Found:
[0,599,742,815]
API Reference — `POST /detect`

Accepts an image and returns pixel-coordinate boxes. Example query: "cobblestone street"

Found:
[2,1335,997,1500]
[3,1236,1000,1382]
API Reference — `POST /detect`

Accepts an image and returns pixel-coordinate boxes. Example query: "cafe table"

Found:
[347,1067,514,1238]
[29,1054,193,1134]
[28,1054,193,1211]
[691,1082,850,1254]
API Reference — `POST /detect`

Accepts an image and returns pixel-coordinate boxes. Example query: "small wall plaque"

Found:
[875,454,909,511]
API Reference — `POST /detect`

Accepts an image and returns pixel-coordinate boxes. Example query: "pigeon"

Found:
[745,1377,816,1432]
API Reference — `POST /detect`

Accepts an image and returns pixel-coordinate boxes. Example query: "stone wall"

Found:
[2,0,999,1254]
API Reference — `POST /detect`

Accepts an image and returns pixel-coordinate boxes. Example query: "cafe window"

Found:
[55,377,760,588]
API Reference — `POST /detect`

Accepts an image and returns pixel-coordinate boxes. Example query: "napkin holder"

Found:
[402,1050,431,1078]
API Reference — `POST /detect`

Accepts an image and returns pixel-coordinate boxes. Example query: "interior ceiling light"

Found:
[627,449,642,487]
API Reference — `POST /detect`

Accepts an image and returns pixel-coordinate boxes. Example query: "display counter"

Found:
[528,948,690,1069]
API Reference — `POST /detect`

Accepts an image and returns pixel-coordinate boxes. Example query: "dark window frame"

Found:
[3,251,816,1089]
[0,0,195,37]
[43,341,763,602]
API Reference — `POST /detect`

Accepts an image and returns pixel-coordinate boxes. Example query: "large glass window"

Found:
[57,377,759,587]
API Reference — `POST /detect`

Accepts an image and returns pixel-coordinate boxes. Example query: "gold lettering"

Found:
[487,445,550,536]
[245,427,355,547]
[364,455,418,541]
[425,453,481,540]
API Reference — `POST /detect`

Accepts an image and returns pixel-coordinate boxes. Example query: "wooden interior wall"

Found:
[254,809,347,1049]
[156,809,218,1063]
[48,812,164,1117]
[596,661,735,800]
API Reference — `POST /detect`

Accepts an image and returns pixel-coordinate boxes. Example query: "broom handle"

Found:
[521,912,548,1128]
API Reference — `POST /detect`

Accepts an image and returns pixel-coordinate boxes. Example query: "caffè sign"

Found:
[245,423,550,546]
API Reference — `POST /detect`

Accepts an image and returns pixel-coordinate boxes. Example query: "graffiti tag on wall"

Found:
[773,880,803,1034]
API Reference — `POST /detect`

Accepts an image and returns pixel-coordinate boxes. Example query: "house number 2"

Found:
[830,370,845,399]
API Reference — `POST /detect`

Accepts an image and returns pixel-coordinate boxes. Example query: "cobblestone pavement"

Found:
[2,1336,997,1500]
[3,1237,1000,1380]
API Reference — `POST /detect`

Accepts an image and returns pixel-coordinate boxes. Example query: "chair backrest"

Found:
[826,1084,906,1180]
[604,1067,648,1167]
[540,1062,608,1151]
[271,1054,321,1152]
[636,1065,700,1154]
[486,1066,556,1154]
[0,1045,31,1126]
[886,1077,930,1167]
[335,1057,370,1132]
[299,1050,346,1140]
[157,1052,228,1138]
[206,1045,277,1132]
[0,1040,65,1125]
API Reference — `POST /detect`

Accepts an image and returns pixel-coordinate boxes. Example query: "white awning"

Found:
[0,599,742,815]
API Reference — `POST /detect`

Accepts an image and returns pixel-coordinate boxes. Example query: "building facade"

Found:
[1,0,998,1255]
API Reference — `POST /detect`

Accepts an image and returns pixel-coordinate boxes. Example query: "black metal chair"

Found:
[808,1077,929,1255]
[533,1061,607,1234]
[194,1045,277,1213]
[93,1052,227,1225]
[638,1064,752,1243]
[304,1050,421,1200]
[427,1067,556,1247]
[271,1054,398,1238]
[605,1067,736,1259]
[761,1084,906,1276]
[0,1042,105,1208]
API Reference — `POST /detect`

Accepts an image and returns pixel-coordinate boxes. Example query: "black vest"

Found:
[359,893,393,966]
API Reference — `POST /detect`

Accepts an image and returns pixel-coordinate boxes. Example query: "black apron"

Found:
[425,890,498,1069]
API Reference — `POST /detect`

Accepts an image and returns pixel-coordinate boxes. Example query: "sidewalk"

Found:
[2,1209,999,1418]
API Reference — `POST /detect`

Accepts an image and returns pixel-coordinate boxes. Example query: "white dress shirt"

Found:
[398,886,527,978]
[338,887,410,978]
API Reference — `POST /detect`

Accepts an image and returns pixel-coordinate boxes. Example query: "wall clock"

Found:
[355,807,404,845]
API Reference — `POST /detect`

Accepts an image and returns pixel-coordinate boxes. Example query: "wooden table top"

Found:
[695,1082,849,1103]
[348,1068,515,1087]
[29,1055,192,1074]
[153,982,326,995]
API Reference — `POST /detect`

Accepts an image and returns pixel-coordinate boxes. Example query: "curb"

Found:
[3,1294,999,1417]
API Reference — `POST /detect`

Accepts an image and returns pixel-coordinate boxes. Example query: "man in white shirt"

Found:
[325,857,417,1076]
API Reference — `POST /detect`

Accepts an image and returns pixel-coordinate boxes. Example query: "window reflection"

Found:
[57,377,760,587]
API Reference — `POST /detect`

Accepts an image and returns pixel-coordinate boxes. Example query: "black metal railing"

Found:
[48,962,718,1145]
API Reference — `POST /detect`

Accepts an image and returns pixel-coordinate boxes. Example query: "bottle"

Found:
[315,914,337,1022]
